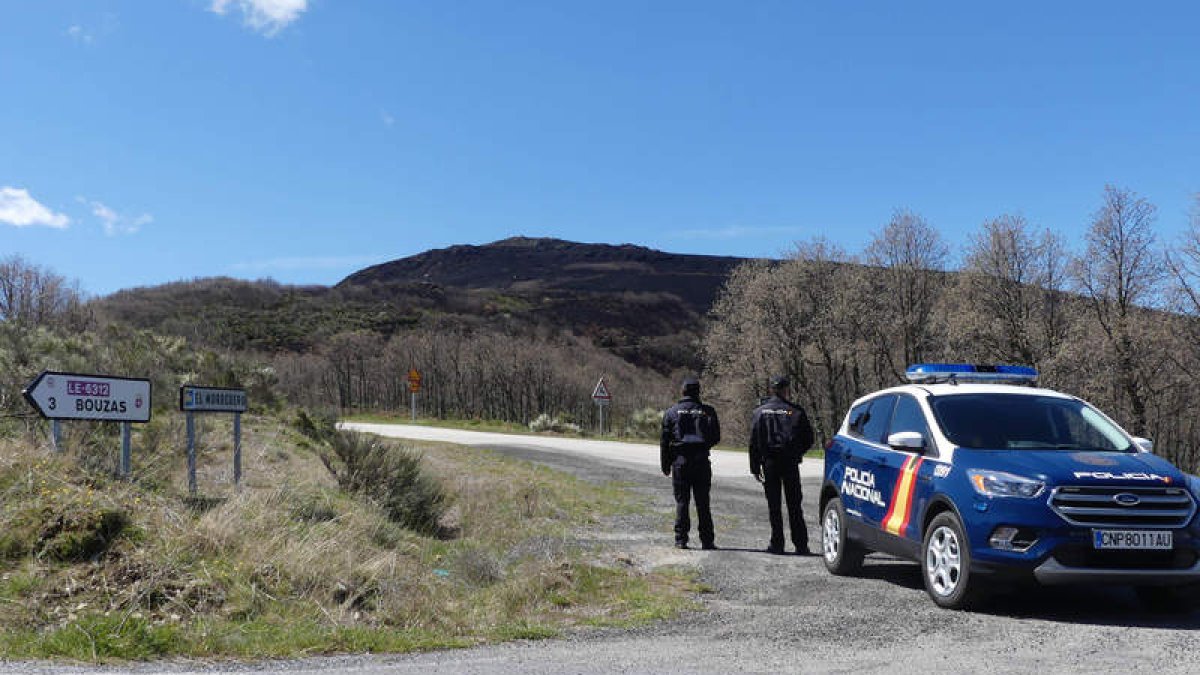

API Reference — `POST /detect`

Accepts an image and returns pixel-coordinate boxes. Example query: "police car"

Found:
[820,364,1200,609]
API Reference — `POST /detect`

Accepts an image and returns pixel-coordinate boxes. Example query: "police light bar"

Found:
[905,363,1038,385]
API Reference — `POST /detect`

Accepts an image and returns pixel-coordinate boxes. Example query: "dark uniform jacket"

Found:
[660,396,721,474]
[749,395,814,473]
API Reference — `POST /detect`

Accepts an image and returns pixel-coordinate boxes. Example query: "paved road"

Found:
[339,422,825,480]
[12,425,1200,674]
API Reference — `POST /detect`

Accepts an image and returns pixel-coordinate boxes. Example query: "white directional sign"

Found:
[180,385,248,413]
[23,371,152,422]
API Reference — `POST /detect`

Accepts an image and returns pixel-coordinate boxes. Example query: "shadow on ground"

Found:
[854,555,1200,628]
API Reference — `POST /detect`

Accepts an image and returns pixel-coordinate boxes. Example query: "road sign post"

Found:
[233,413,242,486]
[23,370,152,471]
[180,385,248,493]
[408,369,422,421]
[186,412,197,494]
[120,422,132,477]
[591,377,612,436]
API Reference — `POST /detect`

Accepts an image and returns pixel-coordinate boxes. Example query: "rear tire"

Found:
[922,512,978,610]
[821,497,864,575]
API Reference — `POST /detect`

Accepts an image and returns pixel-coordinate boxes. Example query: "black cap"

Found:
[770,375,790,389]
[681,375,700,393]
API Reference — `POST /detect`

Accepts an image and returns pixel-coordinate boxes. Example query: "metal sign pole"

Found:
[186,411,197,495]
[233,412,242,488]
[411,391,416,421]
[598,403,604,436]
[120,422,132,478]
[51,419,63,453]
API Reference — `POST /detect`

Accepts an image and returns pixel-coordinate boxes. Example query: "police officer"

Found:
[750,375,815,555]
[661,376,721,550]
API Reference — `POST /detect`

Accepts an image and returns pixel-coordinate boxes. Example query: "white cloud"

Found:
[0,187,70,229]
[66,24,93,44]
[211,0,308,37]
[381,110,396,128]
[65,14,118,45]
[230,255,389,273]
[83,198,150,236]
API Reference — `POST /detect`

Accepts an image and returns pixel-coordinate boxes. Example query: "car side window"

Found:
[847,401,872,437]
[859,395,896,444]
[889,394,933,453]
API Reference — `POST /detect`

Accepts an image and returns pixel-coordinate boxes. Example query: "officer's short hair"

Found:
[770,375,790,389]
[681,375,700,395]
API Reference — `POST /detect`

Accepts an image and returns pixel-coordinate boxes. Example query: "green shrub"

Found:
[39,508,130,562]
[624,407,662,438]
[317,431,448,536]
[528,413,582,435]
[294,408,339,442]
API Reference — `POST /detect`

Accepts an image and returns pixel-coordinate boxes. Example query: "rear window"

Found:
[929,393,1133,452]
[847,395,895,444]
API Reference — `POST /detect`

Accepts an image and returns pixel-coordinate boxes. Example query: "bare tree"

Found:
[863,209,948,377]
[1070,185,1165,435]
[0,255,88,327]
[954,214,1068,367]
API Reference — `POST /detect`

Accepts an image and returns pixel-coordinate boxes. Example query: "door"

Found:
[839,394,896,528]
[878,393,932,542]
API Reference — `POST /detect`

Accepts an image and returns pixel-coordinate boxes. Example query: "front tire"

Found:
[922,512,978,609]
[822,497,864,575]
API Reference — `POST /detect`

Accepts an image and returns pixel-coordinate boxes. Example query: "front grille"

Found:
[1049,485,1195,529]
[1051,544,1198,570]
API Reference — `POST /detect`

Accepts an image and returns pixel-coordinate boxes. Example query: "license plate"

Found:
[1092,530,1173,550]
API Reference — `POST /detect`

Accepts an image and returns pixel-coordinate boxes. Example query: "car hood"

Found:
[953,449,1187,487]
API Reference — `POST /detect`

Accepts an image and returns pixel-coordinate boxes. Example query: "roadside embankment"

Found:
[0,413,698,661]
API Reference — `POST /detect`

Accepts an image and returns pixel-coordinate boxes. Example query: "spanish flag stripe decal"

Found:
[896,458,924,536]
[881,455,915,528]
[880,456,912,527]
[883,456,924,537]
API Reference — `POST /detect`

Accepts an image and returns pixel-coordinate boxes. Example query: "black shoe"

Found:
[795,546,814,556]
[675,542,689,550]
[766,545,785,555]
[701,542,717,550]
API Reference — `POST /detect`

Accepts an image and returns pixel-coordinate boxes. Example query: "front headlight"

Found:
[968,469,1045,498]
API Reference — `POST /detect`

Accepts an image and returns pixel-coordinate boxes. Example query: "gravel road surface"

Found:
[10,424,1199,674]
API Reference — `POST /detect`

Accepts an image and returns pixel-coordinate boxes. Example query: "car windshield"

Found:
[929,394,1134,452]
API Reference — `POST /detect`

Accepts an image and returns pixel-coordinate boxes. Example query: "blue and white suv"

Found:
[820,364,1200,609]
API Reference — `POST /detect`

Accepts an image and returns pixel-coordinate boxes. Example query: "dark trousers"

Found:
[672,458,713,546]
[763,456,807,550]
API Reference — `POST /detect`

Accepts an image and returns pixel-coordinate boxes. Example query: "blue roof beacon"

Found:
[820,363,1200,610]
[904,363,1039,385]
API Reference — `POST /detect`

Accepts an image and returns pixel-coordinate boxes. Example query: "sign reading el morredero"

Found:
[180,385,248,413]
[23,371,152,423]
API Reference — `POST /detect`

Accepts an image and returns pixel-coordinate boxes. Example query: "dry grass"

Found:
[0,416,698,660]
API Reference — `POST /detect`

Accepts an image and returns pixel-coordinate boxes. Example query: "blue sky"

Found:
[2,1,1198,295]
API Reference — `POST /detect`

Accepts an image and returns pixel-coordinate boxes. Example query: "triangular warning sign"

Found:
[591,378,611,400]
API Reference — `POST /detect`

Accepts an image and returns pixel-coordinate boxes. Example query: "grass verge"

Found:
[0,415,701,661]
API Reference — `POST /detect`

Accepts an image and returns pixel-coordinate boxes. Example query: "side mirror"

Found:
[1133,437,1153,454]
[888,431,926,452]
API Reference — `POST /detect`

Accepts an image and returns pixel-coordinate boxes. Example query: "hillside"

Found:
[339,236,746,314]
[95,238,753,373]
